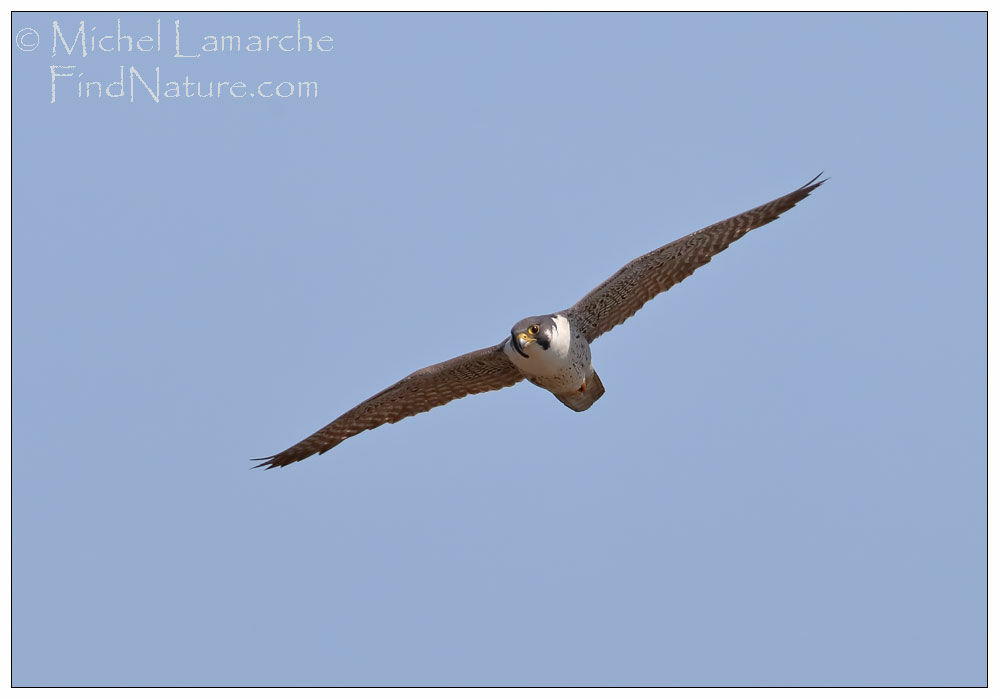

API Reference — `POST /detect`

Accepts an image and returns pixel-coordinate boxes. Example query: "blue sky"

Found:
[13,12,984,687]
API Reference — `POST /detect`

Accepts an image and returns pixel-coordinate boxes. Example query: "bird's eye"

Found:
[529,324,540,335]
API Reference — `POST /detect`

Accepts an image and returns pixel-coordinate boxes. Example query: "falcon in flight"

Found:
[255,175,825,468]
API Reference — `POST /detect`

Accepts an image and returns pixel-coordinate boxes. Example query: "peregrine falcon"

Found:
[255,175,825,468]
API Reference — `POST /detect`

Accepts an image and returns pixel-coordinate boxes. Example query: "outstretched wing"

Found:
[567,175,826,343]
[254,341,523,468]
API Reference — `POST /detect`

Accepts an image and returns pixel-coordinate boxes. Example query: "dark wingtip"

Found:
[250,456,283,470]
[802,171,828,190]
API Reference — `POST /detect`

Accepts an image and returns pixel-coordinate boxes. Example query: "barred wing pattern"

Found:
[254,342,523,468]
[568,175,825,343]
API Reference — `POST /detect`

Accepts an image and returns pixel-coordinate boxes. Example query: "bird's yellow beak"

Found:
[511,331,535,358]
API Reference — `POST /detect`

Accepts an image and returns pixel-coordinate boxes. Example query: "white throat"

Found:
[547,314,572,358]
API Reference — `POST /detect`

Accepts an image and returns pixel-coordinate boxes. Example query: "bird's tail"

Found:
[554,369,605,412]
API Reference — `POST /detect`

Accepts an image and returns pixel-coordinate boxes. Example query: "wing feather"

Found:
[254,340,522,468]
[567,175,826,343]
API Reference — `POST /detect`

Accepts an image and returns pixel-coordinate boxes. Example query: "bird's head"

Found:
[510,315,556,358]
